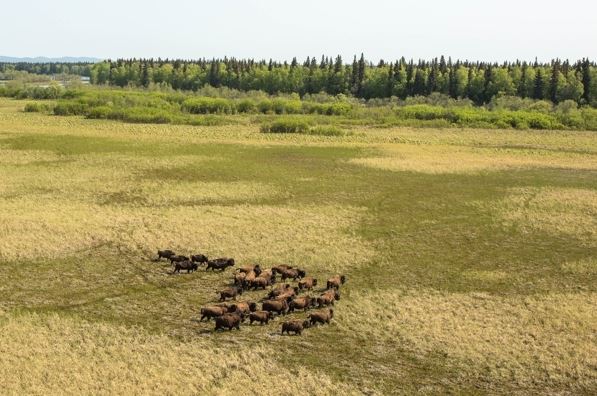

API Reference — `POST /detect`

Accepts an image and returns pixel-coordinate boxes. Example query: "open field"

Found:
[0,97,596,394]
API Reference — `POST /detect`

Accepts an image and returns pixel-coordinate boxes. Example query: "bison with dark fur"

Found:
[214,312,243,331]
[173,260,198,273]
[206,258,235,271]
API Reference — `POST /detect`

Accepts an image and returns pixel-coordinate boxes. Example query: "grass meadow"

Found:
[0,98,595,394]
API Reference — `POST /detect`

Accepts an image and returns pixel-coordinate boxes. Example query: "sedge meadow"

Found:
[0,96,595,394]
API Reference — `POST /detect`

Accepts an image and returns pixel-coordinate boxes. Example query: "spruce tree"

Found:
[533,68,544,99]
[582,58,592,103]
[549,61,560,103]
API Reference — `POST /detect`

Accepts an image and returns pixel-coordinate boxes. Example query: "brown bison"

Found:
[250,277,269,290]
[157,249,175,260]
[249,310,273,325]
[262,299,289,315]
[326,275,347,290]
[238,264,262,276]
[281,320,310,336]
[298,277,318,291]
[273,286,299,301]
[309,308,334,326]
[233,272,247,286]
[173,260,198,273]
[191,254,208,264]
[317,289,340,307]
[280,268,306,281]
[228,301,257,315]
[169,255,190,264]
[206,258,235,271]
[289,295,314,312]
[218,286,243,301]
[267,284,292,299]
[214,312,243,331]
[271,264,293,274]
[200,305,228,321]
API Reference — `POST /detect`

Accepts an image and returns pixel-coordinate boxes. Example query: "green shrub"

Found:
[86,106,113,119]
[53,101,88,116]
[307,125,346,136]
[395,105,449,120]
[182,97,234,114]
[24,102,53,113]
[260,118,311,133]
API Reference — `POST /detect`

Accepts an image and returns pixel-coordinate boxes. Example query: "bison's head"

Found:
[302,320,311,329]
[249,302,258,312]
[297,269,306,278]
[340,275,346,284]
[334,291,341,300]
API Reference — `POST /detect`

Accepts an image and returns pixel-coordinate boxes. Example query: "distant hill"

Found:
[0,56,101,63]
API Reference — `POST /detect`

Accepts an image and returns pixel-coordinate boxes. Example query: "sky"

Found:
[2,0,596,63]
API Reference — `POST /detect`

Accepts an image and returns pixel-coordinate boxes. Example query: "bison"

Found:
[157,249,175,260]
[317,289,340,307]
[267,284,292,299]
[298,277,318,291]
[309,308,334,326]
[169,255,190,264]
[228,301,257,315]
[214,312,243,331]
[206,258,235,271]
[218,286,243,301]
[280,268,306,281]
[191,254,209,264]
[289,295,314,312]
[271,264,293,274]
[200,305,228,321]
[281,320,310,336]
[238,264,262,276]
[262,299,289,315]
[326,275,347,290]
[173,260,198,273]
[250,277,269,290]
[249,310,273,325]
[233,272,247,286]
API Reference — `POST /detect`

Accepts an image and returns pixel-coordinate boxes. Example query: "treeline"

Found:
[84,56,596,106]
[0,62,93,77]
[2,56,595,107]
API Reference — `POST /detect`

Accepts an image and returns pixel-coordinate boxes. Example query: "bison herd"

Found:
[157,249,347,335]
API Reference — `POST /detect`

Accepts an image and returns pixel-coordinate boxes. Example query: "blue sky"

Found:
[2,0,595,62]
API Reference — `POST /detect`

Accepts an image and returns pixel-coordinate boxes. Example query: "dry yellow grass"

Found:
[480,187,597,245]
[337,289,597,389]
[0,313,358,396]
[0,200,371,271]
[350,144,597,174]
